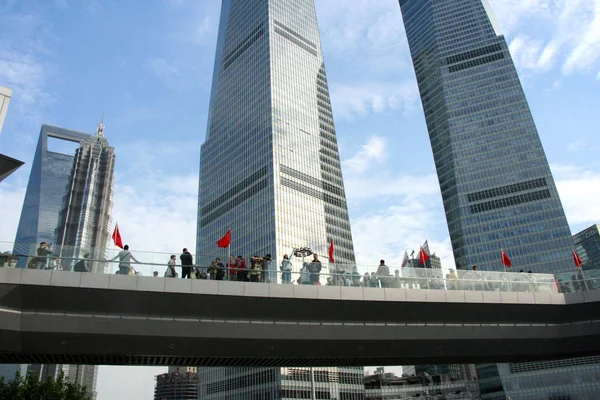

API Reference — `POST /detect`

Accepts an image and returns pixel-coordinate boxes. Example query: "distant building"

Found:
[364,371,480,400]
[54,121,115,272]
[0,85,24,182]
[13,125,91,266]
[154,371,198,400]
[573,224,600,274]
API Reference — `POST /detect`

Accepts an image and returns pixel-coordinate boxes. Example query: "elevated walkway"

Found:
[1,268,600,366]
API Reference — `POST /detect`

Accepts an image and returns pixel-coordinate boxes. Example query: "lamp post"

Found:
[292,246,315,400]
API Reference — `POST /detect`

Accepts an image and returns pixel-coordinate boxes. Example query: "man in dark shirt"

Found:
[180,248,194,279]
[215,257,226,280]
[308,253,322,285]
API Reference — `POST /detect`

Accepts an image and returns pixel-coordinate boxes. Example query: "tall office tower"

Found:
[398,0,573,272]
[12,123,113,400]
[13,125,91,267]
[54,121,115,272]
[196,0,355,274]
[0,85,24,182]
[198,367,365,400]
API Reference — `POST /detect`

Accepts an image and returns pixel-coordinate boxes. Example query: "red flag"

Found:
[217,229,231,248]
[328,240,335,263]
[501,249,512,268]
[112,223,123,249]
[573,249,583,268]
[419,247,429,265]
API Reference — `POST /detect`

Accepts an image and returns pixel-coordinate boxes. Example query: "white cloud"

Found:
[0,11,56,122]
[489,0,600,77]
[342,136,388,174]
[142,58,181,89]
[552,164,600,230]
[330,81,419,120]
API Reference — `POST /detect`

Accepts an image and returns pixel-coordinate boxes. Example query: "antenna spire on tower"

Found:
[96,112,105,136]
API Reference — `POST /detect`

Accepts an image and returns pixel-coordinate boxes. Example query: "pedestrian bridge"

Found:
[1,267,600,367]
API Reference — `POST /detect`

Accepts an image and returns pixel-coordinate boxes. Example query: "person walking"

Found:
[180,248,194,279]
[280,254,293,284]
[111,245,139,275]
[307,253,322,285]
[236,255,248,282]
[165,255,178,278]
[228,255,238,281]
[376,259,390,288]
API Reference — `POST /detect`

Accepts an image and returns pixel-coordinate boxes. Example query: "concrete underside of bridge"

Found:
[1,269,600,366]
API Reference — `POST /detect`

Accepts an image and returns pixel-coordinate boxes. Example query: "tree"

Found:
[0,371,88,400]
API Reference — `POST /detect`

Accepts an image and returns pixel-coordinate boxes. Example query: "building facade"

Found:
[0,85,11,134]
[0,84,24,182]
[155,371,198,400]
[398,0,574,273]
[198,367,365,400]
[364,371,480,400]
[497,357,600,400]
[574,224,600,274]
[196,0,356,278]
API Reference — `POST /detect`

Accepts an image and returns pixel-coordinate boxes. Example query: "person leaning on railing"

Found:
[110,245,140,275]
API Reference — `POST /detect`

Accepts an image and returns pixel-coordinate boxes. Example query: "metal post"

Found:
[310,367,316,400]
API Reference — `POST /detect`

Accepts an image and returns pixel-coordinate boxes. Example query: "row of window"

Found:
[467,178,547,203]
[448,51,505,73]
[445,42,502,65]
[275,27,317,57]
[223,23,265,70]
[200,178,269,227]
[469,189,552,214]
[273,19,317,49]
[202,166,269,215]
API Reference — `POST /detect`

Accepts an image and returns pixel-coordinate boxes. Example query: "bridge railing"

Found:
[1,241,595,294]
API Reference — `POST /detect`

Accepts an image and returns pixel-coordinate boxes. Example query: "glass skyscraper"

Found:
[398,0,573,273]
[196,0,355,274]
[13,124,92,267]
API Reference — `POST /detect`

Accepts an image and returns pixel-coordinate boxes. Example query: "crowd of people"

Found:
[7,242,596,293]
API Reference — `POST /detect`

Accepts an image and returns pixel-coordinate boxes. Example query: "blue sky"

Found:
[0,0,599,398]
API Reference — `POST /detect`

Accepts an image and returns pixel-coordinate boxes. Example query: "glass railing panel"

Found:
[0,241,585,295]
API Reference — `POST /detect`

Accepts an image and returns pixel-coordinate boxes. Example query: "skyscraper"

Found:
[12,122,114,400]
[196,0,355,274]
[54,121,115,273]
[13,125,91,267]
[398,0,573,272]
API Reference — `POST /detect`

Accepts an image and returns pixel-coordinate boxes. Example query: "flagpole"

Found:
[227,228,231,279]
[502,248,510,291]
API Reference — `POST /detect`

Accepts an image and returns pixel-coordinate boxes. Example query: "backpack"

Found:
[73,260,87,272]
